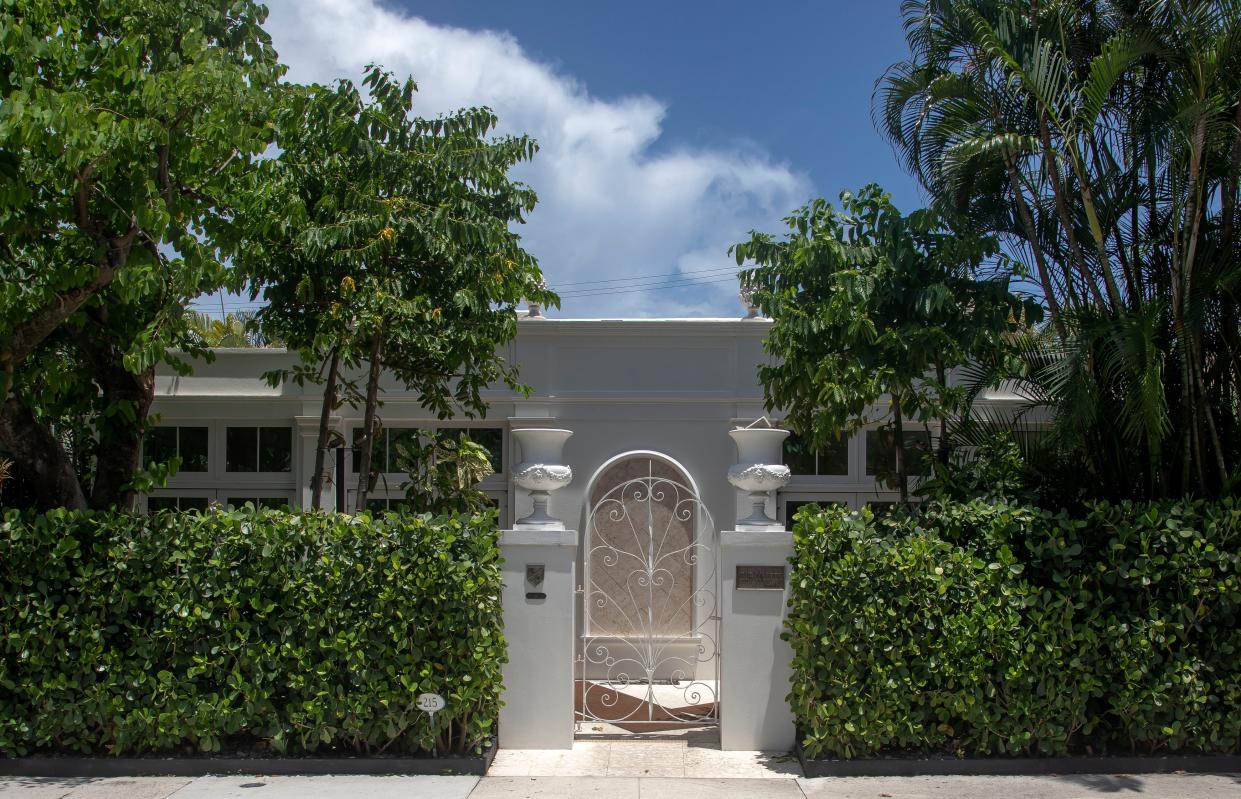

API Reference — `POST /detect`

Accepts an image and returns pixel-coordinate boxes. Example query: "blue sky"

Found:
[393,0,922,209]
[208,0,924,318]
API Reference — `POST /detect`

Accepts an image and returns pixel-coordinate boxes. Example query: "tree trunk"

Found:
[934,359,951,468]
[354,333,384,512]
[0,395,87,510]
[1068,140,1125,311]
[1039,113,1102,308]
[1003,151,1067,338]
[88,367,154,511]
[893,395,908,505]
[77,316,155,511]
[310,346,341,511]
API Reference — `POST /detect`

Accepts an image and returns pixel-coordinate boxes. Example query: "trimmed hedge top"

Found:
[0,506,505,757]
[786,498,1241,759]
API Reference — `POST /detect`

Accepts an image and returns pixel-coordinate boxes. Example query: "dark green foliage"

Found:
[878,0,1241,499]
[732,184,1040,503]
[787,499,1241,759]
[393,431,495,516]
[0,507,505,757]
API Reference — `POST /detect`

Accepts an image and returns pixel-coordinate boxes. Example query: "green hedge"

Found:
[0,507,505,756]
[787,499,1241,759]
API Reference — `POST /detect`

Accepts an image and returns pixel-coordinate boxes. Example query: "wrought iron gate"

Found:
[576,458,719,733]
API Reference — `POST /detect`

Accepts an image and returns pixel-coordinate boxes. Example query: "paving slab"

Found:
[0,777,191,799]
[798,772,1241,799]
[470,776,639,798]
[638,777,804,798]
[682,747,800,779]
[169,774,478,799]
[604,745,685,778]
[489,742,611,777]
[0,777,93,798]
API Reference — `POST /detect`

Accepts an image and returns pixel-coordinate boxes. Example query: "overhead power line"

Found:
[189,269,742,313]
[554,265,739,287]
[557,275,739,298]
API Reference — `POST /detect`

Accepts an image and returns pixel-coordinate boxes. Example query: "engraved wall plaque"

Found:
[736,564,786,590]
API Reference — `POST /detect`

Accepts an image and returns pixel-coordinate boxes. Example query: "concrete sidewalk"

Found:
[2,741,1239,799]
[5,772,1241,798]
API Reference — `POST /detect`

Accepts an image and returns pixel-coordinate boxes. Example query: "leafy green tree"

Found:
[878,0,1241,498]
[0,0,283,509]
[392,431,495,516]
[238,69,557,511]
[733,185,1038,502]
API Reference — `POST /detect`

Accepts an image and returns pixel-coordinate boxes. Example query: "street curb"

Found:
[0,740,497,778]
[796,744,1241,777]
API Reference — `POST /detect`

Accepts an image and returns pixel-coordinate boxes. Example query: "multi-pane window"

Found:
[225,426,292,472]
[143,426,209,472]
[226,496,292,510]
[352,427,504,474]
[783,433,849,476]
[865,429,932,477]
[363,497,413,516]
[146,496,210,513]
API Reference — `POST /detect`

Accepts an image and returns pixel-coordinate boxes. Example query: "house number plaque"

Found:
[736,564,786,590]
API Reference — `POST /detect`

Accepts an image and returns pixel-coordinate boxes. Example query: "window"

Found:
[783,433,849,476]
[363,496,413,517]
[865,429,932,477]
[778,492,856,525]
[226,497,292,510]
[355,492,503,520]
[143,426,209,472]
[226,426,292,472]
[785,499,846,522]
[146,495,210,513]
[353,426,504,474]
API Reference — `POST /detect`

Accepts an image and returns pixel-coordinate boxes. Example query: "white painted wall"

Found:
[149,316,967,523]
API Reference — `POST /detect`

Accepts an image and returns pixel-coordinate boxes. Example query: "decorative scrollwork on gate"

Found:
[577,458,719,731]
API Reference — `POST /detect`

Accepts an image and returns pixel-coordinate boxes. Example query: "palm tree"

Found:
[184,311,275,348]
[877,0,1241,499]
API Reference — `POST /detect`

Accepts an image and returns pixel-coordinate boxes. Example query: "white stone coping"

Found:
[500,529,578,547]
[721,529,793,547]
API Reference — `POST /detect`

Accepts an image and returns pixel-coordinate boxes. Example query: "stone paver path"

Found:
[488,739,800,778]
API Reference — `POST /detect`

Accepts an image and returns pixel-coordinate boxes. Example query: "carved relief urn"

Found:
[512,428,574,529]
[727,427,791,528]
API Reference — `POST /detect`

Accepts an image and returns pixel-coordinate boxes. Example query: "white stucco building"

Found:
[143,311,1037,749]
[145,314,939,526]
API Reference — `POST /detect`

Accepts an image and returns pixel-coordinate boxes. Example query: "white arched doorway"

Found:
[575,451,719,736]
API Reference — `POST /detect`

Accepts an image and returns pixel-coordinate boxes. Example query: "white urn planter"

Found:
[512,428,574,529]
[727,427,791,528]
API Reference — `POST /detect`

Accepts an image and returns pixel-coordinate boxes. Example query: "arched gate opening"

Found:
[575,453,720,737]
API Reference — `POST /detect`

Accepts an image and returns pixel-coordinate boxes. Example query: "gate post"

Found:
[719,529,796,751]
[498,528,577,749]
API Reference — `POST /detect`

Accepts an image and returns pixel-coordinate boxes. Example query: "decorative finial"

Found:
[739,278,761,319]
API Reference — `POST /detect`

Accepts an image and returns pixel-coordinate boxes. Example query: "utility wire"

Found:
[190,271,742,312]
[558,275,739,298]
[554,265,739,287]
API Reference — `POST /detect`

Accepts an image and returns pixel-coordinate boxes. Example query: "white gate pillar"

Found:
[499,528,577,749]
[719,529,796,752]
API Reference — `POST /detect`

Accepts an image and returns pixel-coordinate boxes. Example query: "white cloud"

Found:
[263,0,810,317]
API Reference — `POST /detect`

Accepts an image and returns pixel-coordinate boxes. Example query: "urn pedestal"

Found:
[727,427,791,530]
[512,428,573,529]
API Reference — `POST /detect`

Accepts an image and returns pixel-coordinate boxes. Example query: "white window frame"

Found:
[347,423,507,487]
